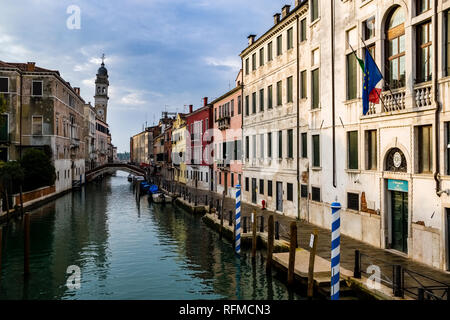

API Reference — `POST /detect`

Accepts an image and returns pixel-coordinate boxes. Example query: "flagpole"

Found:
[345,38,386,113]
[360,37,402,112]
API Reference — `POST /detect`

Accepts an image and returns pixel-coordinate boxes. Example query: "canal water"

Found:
[0,172,303,300]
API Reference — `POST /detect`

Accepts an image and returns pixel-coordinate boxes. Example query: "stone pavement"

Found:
[162,180,450,299]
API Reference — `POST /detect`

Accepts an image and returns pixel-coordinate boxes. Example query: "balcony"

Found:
[218,116,231,130]
[365,82,435,117]
[414,82,433,108]
[381,88,406,113]
[70,138,80,149]
[216,159,230,171]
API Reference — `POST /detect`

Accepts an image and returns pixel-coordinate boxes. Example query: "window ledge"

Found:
[344,98,360,105]
[311,166,322,171]
[310,107,321,112]
[310,18,321,28]
[346,169,361,174]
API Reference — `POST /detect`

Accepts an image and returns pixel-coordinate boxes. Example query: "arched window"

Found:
[385,148,407,172]
[385,7,406,89]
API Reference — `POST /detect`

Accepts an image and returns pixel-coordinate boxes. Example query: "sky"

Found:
[0,0,293,152]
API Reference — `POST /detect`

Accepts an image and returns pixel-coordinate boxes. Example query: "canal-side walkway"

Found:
[160,181,450,300]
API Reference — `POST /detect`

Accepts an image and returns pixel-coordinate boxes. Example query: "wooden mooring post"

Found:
[287,222,297,286]
[24,213,30,277]
[266,215,274,273]
[307,229,318,299]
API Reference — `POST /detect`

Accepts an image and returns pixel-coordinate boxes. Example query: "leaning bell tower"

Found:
[94,54,109,122]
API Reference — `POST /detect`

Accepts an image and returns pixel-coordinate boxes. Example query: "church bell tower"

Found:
[94,54,109,122]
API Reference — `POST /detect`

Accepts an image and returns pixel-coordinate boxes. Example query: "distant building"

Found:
[95,118,109,166]
[0,61,86,192]
[83,102,96,170]
[185,98,213,191]
[130,126,160,167]
[171,113,188,185]
[212,71,243,197]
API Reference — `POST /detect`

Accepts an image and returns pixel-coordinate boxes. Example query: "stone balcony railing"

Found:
[414,82,433,108]
[382,88,406,112]
[364,83,434,117]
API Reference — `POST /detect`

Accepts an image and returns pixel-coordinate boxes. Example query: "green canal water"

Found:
[0,172,303,300]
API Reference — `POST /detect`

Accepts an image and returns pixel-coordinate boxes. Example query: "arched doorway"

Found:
[385,6,406,89]
[385,147,408,253]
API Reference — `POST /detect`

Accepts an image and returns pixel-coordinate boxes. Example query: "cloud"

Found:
[120,90,147,105]
[204,56,241,70]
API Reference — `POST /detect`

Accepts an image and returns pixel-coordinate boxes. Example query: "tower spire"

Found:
[101,53,106,65]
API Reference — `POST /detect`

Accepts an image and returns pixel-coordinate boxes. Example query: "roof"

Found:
[0,60,85,104]
[240,0,308,57]
[0,61,58,73]
[210,85,242,105]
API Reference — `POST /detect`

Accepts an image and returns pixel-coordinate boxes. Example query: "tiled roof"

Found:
[0,61,59,74]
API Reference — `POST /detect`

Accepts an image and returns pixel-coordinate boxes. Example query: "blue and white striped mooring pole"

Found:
[331,201,341,300]
[235,185,242,254]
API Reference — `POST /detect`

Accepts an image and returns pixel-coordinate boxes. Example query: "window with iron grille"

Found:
[311,187,321,202]
[347,192,359,211]
[301,184,308,198]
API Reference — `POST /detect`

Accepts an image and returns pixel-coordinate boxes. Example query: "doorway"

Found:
[391,190,408,253]
[276,182,283,212]
[447,209,450,271]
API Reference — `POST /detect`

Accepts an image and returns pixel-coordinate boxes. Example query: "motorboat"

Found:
[152,193,173,204]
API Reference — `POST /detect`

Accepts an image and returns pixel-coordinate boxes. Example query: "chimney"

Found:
[281,5,291,18]
[203,97,208,107]
[247,34,256,46]
[74,87,80,95]
[189,105,193,113]
[27,62,35,72]
[273,13,281,25]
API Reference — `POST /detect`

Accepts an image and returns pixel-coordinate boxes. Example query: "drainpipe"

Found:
[331,0,337,188]
[296,13,300,220]
[19,70,23,159]
[433,0,442,197]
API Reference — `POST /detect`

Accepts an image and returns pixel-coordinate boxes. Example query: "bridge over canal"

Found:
[85,163,146,182]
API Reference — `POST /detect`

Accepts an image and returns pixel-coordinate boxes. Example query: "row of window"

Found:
[215,96,242,120]
[176,169,209,183]
[300,184,360,211]
[244,77,294,116]
[245,28,294,75]
[300,126,433,173]
[0,77,83,106]
[217,171,242,188]
[244,177,294,202]
[245,129,294,160]
[215,140,243,162]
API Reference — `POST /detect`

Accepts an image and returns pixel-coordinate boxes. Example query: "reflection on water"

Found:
[0,172,303,300]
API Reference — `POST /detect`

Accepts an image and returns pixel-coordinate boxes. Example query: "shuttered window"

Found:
[32,116,43,135]
[418,125,432,173]
[348,131,358,169]
[268,180,273,197]
[287,183,293,201]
